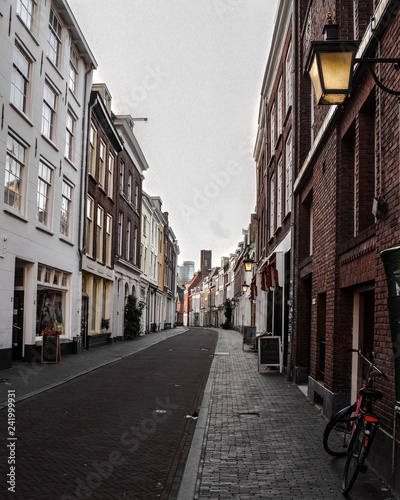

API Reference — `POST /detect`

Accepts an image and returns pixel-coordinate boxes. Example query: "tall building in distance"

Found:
[200,250,212,275]
[177,261,195,287]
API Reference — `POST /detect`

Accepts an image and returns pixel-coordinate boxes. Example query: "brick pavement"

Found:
[191,329,398,500]
[0,328,217,499]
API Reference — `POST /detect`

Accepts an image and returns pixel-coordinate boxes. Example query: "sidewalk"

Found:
[0,327,188,409]
[179,328,398,500]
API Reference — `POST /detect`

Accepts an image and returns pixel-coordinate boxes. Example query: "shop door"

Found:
[12,291,24,360]
[81,296,89,349]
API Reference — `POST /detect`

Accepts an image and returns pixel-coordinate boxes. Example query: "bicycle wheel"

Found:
[323,404,356,457]
[341,421,365,494]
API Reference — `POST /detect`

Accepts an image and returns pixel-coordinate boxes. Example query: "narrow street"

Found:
[1,328,397,499]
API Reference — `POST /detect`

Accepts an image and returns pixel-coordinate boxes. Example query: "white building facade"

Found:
[0,0,96,369]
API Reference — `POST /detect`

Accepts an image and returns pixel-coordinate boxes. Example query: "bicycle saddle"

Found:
[359,388,383,400]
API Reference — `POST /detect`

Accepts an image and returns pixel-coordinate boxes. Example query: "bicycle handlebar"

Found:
[347,348,385,377]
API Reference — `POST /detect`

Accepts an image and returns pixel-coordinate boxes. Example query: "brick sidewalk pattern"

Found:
[194,329,398,500]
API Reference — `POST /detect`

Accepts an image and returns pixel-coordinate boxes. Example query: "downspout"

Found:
[287,0,297,381]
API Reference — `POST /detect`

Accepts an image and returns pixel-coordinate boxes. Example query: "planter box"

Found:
[87,332,111,349]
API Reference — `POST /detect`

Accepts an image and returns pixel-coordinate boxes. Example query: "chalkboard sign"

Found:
[258,336,282,372]
[242,326,256,350]
[41,335,61,363]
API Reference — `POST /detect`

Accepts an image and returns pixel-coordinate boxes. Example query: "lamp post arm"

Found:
[355,58,400,96]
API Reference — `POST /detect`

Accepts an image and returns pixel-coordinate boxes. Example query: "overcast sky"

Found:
[68,0,279,269]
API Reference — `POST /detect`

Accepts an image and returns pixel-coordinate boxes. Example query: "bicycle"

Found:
[323,349,384,458]
[341,396,382,494]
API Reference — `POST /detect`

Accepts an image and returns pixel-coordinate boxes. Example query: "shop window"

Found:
[36,289,64,334]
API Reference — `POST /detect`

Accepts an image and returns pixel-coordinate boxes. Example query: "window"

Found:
[48,9,62,67]
[277,157,282,228]
[270,174,275,238]
[270,103,275,158]
[37,160,53,226]
[107,153,114,198]
[65,109,75,162]
[311,86,315,143]
[96,205,104,262]
[42,82,57,141]
[106,214,112,267]
[4,134,25,212]
[119,160,125,195]
[69,46,78,94]
[133,227,138,265]
[86,196,94,257]
[135,183,139,210]
[285,42,292,113]
[285,132,292,215]
[118,212,123,256]
[126,219,131,261]
[17,0,35,31]
[89,123,96,176]
[127,172,132,203]
[143,215,147,236]
[11,43,30,113]
[60,179,72,237]
[99,140,106,187]
[36,288,67,335]
[277,78,282,138]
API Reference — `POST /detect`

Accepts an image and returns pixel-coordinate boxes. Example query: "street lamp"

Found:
[306,13,400,105]
[242,282,249,293]
[243,258,254,272]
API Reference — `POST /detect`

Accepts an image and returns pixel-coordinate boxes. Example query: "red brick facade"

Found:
[291,0,400,490]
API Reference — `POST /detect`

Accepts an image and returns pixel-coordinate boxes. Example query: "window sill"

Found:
[64,156,77,171]
[41,134,59,152]
[36,224,53,236]
[45,56,65,81]
[59,235,74,246]
[3,207,27,222]
[9,103,34,127]
[16,16,39,46]
[68,88,81,108]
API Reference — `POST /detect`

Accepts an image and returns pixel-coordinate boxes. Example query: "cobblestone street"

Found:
[193,329,397,500]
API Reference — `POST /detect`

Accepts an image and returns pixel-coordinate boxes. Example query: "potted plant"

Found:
[101,318,110,332]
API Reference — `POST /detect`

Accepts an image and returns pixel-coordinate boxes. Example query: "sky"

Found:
[67,0,279,270]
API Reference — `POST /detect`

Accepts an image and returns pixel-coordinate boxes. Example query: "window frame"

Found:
[65,108,76,163]
[89,123,97,177]
[285,131,292,216]
[107,153,114,198]
[99,140,106,188]
[96,205,104,263]
[106,214,112,267]
[86,196,94,257]
[4,133,27,214]
[41,80,58,142]
[16,0,36,32]
[69,46,79,94]
[36,159,54,228]
[48,9,62,67]
[60,178,73,238]
[11,42,31,114]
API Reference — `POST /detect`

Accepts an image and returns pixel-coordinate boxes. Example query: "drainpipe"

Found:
[287,0,297,381]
